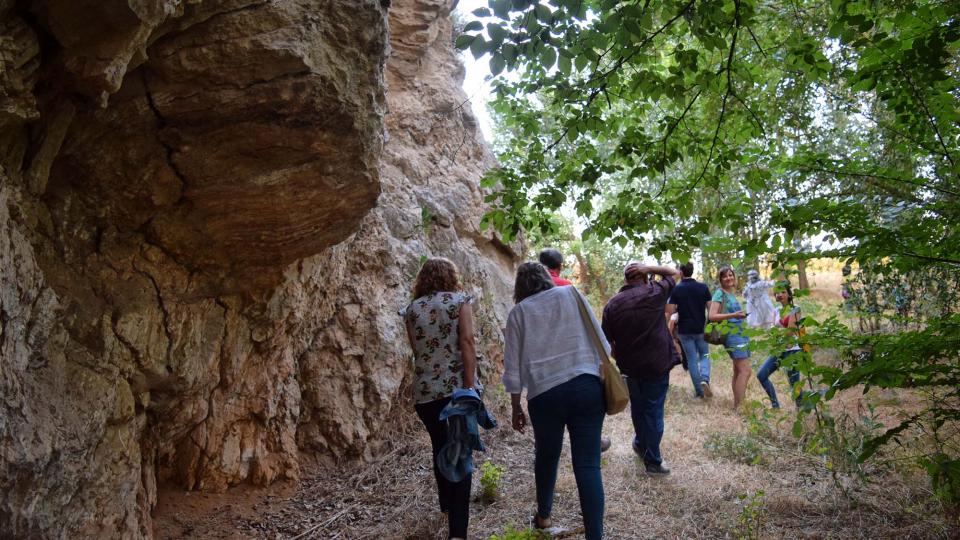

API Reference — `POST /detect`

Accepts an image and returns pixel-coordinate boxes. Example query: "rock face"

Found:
[0,0,516,537]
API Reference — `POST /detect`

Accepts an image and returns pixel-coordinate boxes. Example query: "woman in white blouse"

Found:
[503,262,606,540]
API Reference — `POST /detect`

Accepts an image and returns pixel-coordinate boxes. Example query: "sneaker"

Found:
[700,381,713,398]
[645,462,671,475]
[600,437,612,453]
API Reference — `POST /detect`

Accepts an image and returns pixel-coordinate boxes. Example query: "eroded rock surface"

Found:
[0,0,513,537]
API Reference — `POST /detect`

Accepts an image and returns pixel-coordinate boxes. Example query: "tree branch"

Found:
[661,88,703,159]
[679,0,741,198]
[730,90,766,138]
[577,0,696,93]
[799,164,960,198]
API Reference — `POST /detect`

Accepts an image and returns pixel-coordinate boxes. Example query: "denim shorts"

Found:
[724,333,751,360]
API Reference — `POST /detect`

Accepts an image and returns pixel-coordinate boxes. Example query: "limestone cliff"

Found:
[0,0,516,537]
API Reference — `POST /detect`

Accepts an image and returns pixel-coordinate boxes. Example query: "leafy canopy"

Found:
[458,0,960,513]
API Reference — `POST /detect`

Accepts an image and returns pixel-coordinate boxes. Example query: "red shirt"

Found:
[548,268,572,286]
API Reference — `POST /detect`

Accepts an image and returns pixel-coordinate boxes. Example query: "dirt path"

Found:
[154,358,948,539]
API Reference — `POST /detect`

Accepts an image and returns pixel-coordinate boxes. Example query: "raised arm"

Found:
[626,263,682,283]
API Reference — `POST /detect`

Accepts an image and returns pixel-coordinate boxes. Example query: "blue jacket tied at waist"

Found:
[437,388,497,483]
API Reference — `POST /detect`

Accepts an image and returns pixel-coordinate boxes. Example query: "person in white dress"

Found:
[743,269,777,329]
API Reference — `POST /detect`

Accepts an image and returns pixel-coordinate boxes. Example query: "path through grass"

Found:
[154,354,950,539]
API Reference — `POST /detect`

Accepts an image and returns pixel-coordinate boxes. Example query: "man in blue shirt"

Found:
[667,262,714,398]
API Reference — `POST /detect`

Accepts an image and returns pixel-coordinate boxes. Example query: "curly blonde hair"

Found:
[413,257,460,298]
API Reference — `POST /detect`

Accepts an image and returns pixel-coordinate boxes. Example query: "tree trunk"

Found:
[573,250,608,303]
[797,258,810,290]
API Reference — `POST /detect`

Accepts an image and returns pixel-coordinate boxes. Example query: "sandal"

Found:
[532,513,574,535]
[532,513,551,530]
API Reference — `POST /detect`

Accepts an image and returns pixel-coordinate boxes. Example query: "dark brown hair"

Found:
[513,262,555,303]
[413,257,460,298]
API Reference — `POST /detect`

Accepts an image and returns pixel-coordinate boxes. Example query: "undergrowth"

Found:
[480,461,505,502]
[704,432,766,466]
[733,490,766,540]
[488,523,547,540]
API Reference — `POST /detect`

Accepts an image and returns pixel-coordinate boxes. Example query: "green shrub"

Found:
[488,523,548,540]
[704,433,766,466]
[743,400,778,440]
[798,402,888,483]
[733,490,765,540]
[479,461,505,502]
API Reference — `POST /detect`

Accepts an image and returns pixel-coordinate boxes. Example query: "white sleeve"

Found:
[502,308,524,394]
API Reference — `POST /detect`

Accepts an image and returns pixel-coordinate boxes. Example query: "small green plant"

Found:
[742,400,778,440]
[488,522,547,540]
[704,433,766,466]
[798,402,887,484]
[479,461,504,502]
[733,490,765,540]
[420,206,433,234]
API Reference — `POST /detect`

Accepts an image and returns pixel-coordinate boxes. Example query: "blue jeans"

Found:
[678,334,711,396]
[757,349,801,408]
[626,373,670,466]
[527,374,605,540]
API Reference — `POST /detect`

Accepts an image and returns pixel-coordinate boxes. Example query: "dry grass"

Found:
[154,271,955,539]
[156,267,958,539]
[155,349,953,539]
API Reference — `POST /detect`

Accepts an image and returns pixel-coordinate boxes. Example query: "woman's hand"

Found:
[730,310,746,319]
[511,405,527,433]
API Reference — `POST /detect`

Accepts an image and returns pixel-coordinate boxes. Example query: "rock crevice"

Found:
[1,0,515,538]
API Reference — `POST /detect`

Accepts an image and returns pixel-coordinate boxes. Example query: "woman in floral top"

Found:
[402,257,476,540]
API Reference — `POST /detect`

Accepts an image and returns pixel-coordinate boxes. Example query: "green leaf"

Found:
[490,53,506,76]
[575,54,588,72]
[792,419,804,438]
[454,34,476,50]
[490,0,510,18]
[535,3,552,22]
[487,23,508,45]
[463,20,483,33]
[541,47,557,69]
[470,36,489,59]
